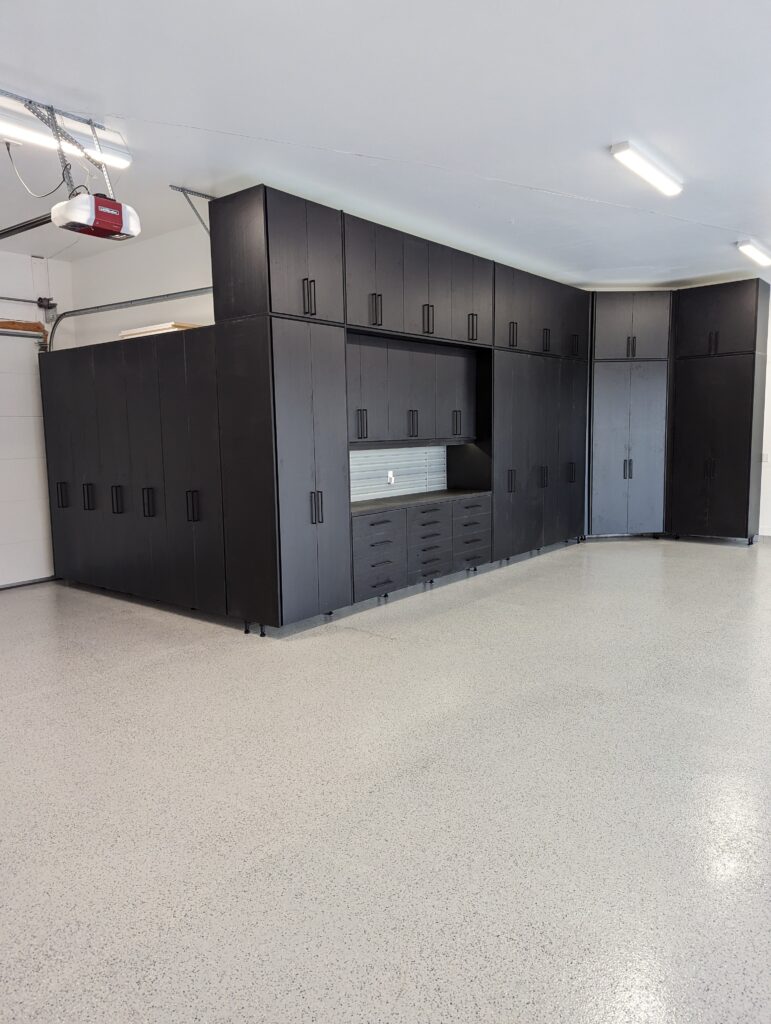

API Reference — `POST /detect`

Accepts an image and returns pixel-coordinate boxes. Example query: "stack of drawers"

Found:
[452,494,492,571]
[352,510,407,601]
[352,493,492,603]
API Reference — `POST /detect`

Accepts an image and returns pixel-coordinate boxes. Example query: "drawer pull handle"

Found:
[464,538,483,546]
[422,556,441,566]
[370,518,391,526]
[419,507,441,514]
[421,532,442,539]
[370,539,392,547]
[371,559,392,568]
[422,544,441,552]
[421,519,440,526]
[372,579,392,589]
[462,520,480,528]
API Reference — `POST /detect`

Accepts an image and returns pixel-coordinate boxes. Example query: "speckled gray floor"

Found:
[1,539,770,1023]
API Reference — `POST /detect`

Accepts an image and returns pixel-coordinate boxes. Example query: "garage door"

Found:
[0,330,53,586]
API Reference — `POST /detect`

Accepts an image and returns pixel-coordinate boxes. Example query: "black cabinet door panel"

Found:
[375,225,405,333]
[69,346,104,587]
[594,293,633,360]
[511,353,545,553]
[344,215,377,328]
[670,357,712,535]
[590,362,630,535]
[403,236,429,336]
[39,353,77,580]
[272,320,320,623]
[632,292,671,359]
[494,264,519,348]
[707,355,754,537]
[435,345,476,440]
[540,356,563,545]
[674,286,719,357]
[450,250,474,342]
[309,324,352,613]
[266,188,308,317]
[429,243,453,339]
[306,200,344,322]
[472,257,494,344]
[712,280,759,355]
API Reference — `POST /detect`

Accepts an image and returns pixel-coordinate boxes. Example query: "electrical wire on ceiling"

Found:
[4,141,70,198]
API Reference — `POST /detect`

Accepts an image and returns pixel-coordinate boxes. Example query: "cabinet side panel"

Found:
[210,186,269,322]
[216,317,281,625]
[748,352,766,538]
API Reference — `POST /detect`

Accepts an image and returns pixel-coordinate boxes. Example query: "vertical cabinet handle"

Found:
[55,481,69,509]
[507,468,514,493]
[713,330,719,355]
[509,321,518,348]
[310,491,317,525]
[309,279,317,316]
[316,490,324,524]
[302,278,310,315]
[543,328,550,352]
[572,334,579,356]
[457,409,462,435]
[82,482,95,511]
[413,409,419,437]
[628,458,633,480]
[429,304,435,334]
[369,292,378,325]
[422,303,430,334]
[569,461,576,484]
[467,312,473,341]
[186,489,200,523]
[110,484,124,514]
[708,331,714,355]
[376,293,383,326]
[631,336,637,357]
[623,459,628,479]
[356,408,362,439]
[362,408,368,439]
[142,486,155,518]
[626,336,631,358]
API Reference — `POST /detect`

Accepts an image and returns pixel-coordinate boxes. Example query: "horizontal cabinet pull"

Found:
[462,520,480,528]
[370,539,393,547]
[370,519,391,526]
[371,579,392,589]
[370,559,393,568]
[421,556,441,566]
[420,532,442,539]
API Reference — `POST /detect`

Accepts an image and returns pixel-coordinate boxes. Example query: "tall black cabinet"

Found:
[669,278,768,542]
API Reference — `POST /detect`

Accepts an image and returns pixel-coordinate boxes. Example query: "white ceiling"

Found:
[2,0,771,287]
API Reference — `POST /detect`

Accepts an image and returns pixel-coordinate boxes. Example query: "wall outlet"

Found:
[387,470,395,486]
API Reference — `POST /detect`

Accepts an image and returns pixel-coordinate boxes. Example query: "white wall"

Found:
[0,252,72,586]
[60,224,213,348]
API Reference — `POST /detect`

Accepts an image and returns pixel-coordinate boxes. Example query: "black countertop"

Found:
[351,488,491,515]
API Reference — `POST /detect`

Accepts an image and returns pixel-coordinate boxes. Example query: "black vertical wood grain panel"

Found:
[216,317,281,626]
[209,185,270,323]
[38,352,77,580]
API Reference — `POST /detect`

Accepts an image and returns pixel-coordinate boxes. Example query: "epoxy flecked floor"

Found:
[1,539,770,1023]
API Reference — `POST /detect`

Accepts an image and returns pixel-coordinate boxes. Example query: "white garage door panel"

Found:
[0,333,52,587]
[0,372,42,417]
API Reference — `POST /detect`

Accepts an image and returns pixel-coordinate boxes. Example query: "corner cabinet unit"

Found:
[589,291,671,537]
[669,279,769,541]
[494,267,590,358]
[209,185,345,324]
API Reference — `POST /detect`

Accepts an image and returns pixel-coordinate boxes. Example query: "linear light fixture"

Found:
[736,239,771,267]
[610,141,682,197]
[0,110,131,169]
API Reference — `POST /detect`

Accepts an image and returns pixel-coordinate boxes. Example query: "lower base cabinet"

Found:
[352,493,491,602]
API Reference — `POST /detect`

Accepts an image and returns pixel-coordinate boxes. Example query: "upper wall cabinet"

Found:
[209,186,345,323]
[403,237,453,338]
[594,291,671,360]
[344,215,405,332]
[450,251,494,345]
[674,279,767,358]
[494,267,589,357]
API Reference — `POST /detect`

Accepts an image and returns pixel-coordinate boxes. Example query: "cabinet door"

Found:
[435,345,476,440]
[375,225,404,332]
[39,353,77,580]
[712,280,759,355]
[346,337,362,442]
[272,319,321,623]
[185,329,226,616]
[387,340,412,441]
[674,286,718,357]
[567,288,590,359]
[410,343,437,441]
[560,358,587,538]
[494,264,518,348]
[266,189,309,318]
[428,243,453,339]
[309,324,352,613]
[590,362,630,535]
[344,215,377,328]
[69,346,103,587]
[124,337,167,601]
[93,342,133,594]
[511,354,545,554]
[632,292,671,359]
[472,257,494,344]
[359,337,389,442]
[306,199,344,322]
[450,250,474,342]
[540,356,563,545]
[627,361,667,534]
[403,235,429,336]
[492,352,514,559]
[669,357,712,535]
[707,355,754,537]
[594,293,634,360]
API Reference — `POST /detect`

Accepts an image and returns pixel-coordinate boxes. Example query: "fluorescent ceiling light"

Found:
[0,112,131,169]
[610,141,682,197]
[736,239,771,267]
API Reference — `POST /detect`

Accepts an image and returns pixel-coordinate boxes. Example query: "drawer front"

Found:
[406,502,452,534]
[453,547,490,572]
[353,531,407,562]
[408,519,453,547]
[408,556,453,586]
[354,543,406,579]
[354,564,407,603]
[452,494,491,521]
[352,508,407,546]
[453,527,491,570]
[408,540,453,574]
[453,511,492,537]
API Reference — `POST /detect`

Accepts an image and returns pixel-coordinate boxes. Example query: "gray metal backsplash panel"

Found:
[350,447,447,501]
